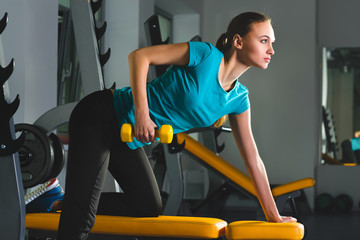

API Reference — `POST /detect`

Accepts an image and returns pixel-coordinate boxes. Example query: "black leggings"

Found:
[57,90,162,240]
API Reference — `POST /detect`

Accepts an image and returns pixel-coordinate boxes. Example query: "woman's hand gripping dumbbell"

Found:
[120,123,173,144]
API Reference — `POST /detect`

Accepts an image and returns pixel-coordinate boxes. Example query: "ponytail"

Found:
[215,33,232,55]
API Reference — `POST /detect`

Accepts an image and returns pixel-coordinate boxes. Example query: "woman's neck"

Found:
[218,53,250,92]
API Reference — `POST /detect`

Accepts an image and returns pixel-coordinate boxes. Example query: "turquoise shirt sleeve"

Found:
[188,41,213,67]
[351,138,360,151]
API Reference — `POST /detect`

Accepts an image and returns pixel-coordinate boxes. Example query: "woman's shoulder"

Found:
[188,41,217,51]
[187,41,221,67]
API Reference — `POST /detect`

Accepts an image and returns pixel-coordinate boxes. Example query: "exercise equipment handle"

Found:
[185,126,232,134]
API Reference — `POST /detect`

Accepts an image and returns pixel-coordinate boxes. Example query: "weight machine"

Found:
[0,12,26,240]
[16,0,114,190]
[1,0,112,238]
[35,0,111,134]
[151,127,315,220]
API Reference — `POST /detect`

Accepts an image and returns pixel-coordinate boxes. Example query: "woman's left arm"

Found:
[229,110,296,223]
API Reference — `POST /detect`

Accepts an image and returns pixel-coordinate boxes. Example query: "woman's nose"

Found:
[268,44,275,55]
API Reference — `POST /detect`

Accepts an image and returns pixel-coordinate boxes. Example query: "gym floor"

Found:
[301,211,360,240]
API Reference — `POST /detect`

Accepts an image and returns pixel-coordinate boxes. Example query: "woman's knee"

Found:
[132,195,163,217]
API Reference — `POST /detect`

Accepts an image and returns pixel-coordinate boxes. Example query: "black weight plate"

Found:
[48,133,65,179]
[334,194,353,212]
[32,125,55,183]
[15,124,53,188]
[315,193,334,213]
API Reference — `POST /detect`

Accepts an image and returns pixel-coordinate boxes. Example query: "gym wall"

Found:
[1,0,57,126]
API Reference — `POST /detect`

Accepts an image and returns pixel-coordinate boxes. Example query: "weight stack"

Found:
[0,12,26,240]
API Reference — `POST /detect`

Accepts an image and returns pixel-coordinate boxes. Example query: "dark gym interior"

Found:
[1,0,360,239]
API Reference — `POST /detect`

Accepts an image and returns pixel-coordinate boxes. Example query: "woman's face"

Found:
[238,21,275,69]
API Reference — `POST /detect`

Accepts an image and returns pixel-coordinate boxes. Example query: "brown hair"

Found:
[216,12,271,62]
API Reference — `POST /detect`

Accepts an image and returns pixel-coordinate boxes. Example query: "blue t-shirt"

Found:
[113,41,250,149]
[351,138,360,151]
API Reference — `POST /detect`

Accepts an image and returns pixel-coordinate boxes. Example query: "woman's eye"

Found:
[261,39,267,43]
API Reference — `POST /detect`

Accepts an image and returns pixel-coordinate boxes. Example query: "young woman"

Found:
[57,12,296,240]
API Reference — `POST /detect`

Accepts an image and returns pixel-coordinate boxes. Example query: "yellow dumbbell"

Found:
[120,123,173,144]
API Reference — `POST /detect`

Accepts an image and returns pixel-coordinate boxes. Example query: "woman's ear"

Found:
[233,34,243,49]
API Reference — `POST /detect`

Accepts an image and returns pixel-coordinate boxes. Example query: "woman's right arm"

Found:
[128,43,190,143]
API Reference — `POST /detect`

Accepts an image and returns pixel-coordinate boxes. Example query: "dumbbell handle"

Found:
[120,123,173,144]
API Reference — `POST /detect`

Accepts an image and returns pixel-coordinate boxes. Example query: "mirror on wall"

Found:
[321,47,360,165]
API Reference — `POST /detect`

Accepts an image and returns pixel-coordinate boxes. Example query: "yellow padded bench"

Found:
[226,221,304,240]
[177,133,315,198]
[26,213,227,239]
[26,213,305,240]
